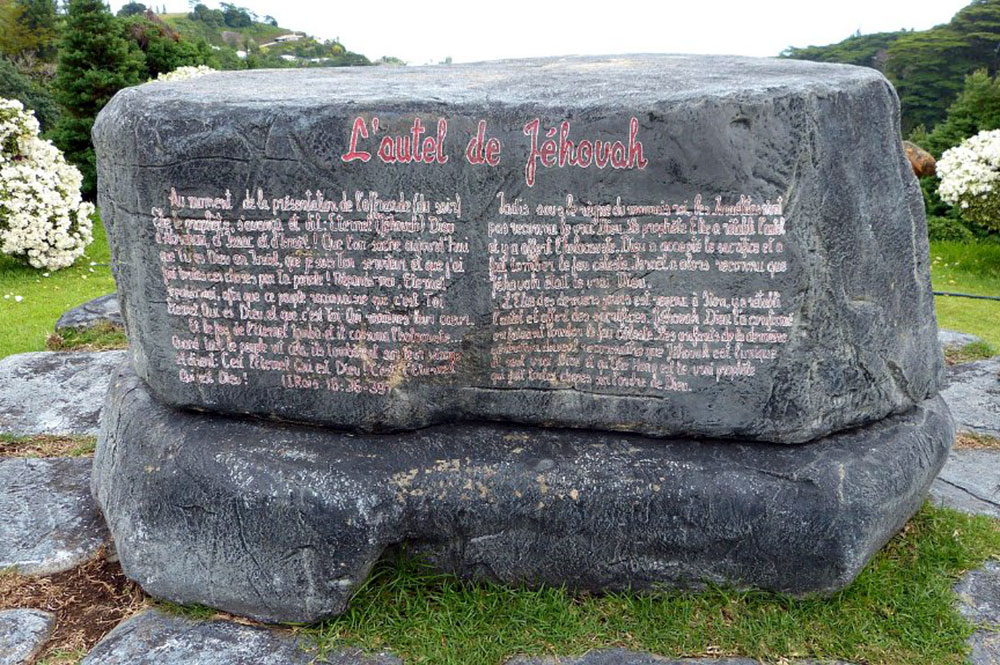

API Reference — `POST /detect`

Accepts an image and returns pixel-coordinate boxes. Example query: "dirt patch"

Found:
[954,431,1000,451]
[0,550,146,664]
[0,435,96,459]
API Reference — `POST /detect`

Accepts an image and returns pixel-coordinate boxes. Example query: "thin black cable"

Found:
[933,291,1000,302]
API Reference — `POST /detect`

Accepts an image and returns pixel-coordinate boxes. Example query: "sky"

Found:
[108,0,974,66]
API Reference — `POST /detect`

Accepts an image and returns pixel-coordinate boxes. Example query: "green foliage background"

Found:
[0,0,378,202]
[0,57,59,131]
[50,0,145,197]
[784,0,1000,136]
[785,0,1000,242]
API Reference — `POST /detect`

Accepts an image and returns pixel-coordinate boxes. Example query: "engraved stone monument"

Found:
[92,55,953,623]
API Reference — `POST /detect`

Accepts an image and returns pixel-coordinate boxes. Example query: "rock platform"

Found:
[94,362,952,623]
[0,350,126,436]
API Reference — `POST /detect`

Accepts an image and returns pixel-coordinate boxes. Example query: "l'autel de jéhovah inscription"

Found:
[94,55,942,443]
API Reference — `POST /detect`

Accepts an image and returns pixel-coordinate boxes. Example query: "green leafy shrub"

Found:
[927,215,975,242]
[0,57,58,132]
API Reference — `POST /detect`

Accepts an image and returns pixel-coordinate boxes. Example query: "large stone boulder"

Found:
[902,140,936,178]
[93,362,952,624]
[93,55,941,444]
[0,609,55,665]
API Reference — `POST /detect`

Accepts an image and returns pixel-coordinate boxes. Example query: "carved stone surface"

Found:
[93,362,952,623]
[0,351,126,436]
[0,609,55,665]
[0,458,110,575]
[79,609,400,665]
[55,293,123,331]
[93,55,941,444]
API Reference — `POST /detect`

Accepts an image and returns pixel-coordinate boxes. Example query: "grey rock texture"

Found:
[969,632,1000,665]
[79,608,399,665]
[955,562,1000,624]
[93,55,941,444]
[0,350,127,436]
[941,358,1000,437]
[0,609,55,665]
[94,362,952,623]
[0,457,110,575]
[939,329,983,351]
[55,293,123,331]
[956,563,1000,665]
[931,450,1000,519]
[505,651,856,665]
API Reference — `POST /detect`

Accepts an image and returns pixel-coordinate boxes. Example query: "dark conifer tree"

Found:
[51,0,144,197]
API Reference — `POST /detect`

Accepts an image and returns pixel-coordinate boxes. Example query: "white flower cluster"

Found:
[0,98,94,270]
[156,65,217,82]
[938,129,1000,213]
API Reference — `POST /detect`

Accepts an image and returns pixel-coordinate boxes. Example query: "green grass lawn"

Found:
[0,215,117,358]
[303,505,999,665]
[930,240,1000,350]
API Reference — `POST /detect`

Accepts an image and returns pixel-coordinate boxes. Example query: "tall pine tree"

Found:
[52,0,144,197]
[15,0,60,60]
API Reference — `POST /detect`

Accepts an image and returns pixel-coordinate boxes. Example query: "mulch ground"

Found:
[1,442,142,663]
[0,435,96,459]
[954,431,1000,451]
[0,550,146,664]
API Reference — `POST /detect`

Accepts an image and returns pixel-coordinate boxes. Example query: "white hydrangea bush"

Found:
[156,65,216,82]
[938,129,1000,231]
[0,98,94,270]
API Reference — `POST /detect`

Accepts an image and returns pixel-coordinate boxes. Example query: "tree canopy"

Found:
[51,0,145,195]
[783,0,1000,134]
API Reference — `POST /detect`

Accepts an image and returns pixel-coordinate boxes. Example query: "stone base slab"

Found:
[0,458,110,575]
[94,362,953,624]
[0,351,126,436]
[80,609,399,665]
[941,358,1000,437]
[0,609,55,665]
[931,449,1000,519]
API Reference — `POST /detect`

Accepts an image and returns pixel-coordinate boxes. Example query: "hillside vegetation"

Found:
[783,0,1000,135]
[785,0,1000,246]
[159,4,374,69]
[159,12,288,48]
[158,6,378,67]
